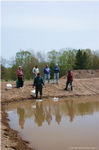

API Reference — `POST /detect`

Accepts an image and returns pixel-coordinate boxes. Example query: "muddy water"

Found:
[6,98,99,150]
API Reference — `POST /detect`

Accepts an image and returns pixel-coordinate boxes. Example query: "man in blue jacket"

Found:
[44,64,51,84]
[33,73,44,99]
[53,64,60,84]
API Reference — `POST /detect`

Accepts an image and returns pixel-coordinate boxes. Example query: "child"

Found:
[33,73,44,99]
[65,70,73,91]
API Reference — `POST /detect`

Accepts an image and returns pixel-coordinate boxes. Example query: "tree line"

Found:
[1,49,99,81]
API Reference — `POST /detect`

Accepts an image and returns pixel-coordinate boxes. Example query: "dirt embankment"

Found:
[1,70,99,150]
[62,69,99,79]
[1,107,34,150]
[1,70,99,104]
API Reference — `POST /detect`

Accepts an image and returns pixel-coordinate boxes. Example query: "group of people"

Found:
[32,64,60,84]
[17,65,73,99]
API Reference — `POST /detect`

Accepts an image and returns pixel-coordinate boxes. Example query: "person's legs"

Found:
[36,88,38,99]
[18,77,21,88]
[33,74,36,80]
[70,81,73,91]
[40,88,42,99]
[18,77,20,87]
[48,74,50,83]
[56,73,59,83]
[53,73,56,83]
[20,77,23,87]
[65,81,69,90]
[44,74,47,83]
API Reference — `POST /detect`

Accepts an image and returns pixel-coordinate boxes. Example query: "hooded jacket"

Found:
[67,71,73,82]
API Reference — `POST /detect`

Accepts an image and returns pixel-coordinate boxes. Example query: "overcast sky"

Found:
[1,1,99,60]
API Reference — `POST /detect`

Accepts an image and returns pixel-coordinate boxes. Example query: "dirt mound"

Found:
[62,69,99,79]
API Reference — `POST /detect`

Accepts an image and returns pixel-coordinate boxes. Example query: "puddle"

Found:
[5,98,99,150]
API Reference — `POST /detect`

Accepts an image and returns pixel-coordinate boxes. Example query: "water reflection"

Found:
[55,103,62,124]
[45,104,52,125]
[6,99,99,129]
[17,108,25,129]
[66,101,74,122]
[34,103,45,126]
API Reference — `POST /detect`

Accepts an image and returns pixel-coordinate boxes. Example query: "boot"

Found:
[40,95,42,99]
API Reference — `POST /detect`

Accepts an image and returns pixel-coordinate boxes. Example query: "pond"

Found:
[6,98,99,150]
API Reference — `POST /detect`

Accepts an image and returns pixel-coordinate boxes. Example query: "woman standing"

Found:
[17,66,23,88]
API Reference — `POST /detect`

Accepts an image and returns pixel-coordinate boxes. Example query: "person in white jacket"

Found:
[32,65,39,79]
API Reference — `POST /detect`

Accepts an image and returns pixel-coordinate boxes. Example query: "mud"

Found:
[1,70,99,150]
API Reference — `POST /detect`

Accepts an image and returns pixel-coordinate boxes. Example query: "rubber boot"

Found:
[40,95,42,99]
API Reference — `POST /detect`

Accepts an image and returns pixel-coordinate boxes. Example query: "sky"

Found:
[1,1,99,60]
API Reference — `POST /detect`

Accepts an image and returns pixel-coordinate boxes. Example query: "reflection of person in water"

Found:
[67,101,74,122]
[55,103,61,125]
[34,102,45,126]
[45,104,52,125]
[17,107,25,129]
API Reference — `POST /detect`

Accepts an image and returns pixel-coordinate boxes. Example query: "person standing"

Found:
[44,64,51,83]
[65,70,73,91]
[33,73,44,99]
[32,65,39,79]
[17,66,23,88]
[53,64,60,84]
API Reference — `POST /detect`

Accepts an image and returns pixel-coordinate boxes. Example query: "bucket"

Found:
[6,84,12,90]
[30,89,36,96]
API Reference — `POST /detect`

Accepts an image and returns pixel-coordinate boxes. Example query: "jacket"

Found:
[44,67,51,75]
[54,66,60,73]
[32,67,39,75]
[17,70,23,77]
[67,71,73,82]
[33,76,44,88]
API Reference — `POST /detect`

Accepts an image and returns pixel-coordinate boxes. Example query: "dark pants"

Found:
[18,77,23,88]
[36,87,42,99]
[65,81,73,91]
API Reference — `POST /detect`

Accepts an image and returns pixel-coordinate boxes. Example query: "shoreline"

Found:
[1,77,99,150]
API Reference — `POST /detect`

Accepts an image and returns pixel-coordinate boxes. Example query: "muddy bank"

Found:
[1,70,99,150]
[1,78,99,104]
[1,106,34,150]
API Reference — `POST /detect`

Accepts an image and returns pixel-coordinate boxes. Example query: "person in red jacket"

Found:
[65,70,73,91]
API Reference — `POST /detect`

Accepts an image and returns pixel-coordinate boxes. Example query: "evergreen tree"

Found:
[75,49,83,69]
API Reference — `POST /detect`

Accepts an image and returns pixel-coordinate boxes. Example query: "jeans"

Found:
[33,74,37,80]
[65,81,73,91]
[44,74,50,83]
[53,73,59,83]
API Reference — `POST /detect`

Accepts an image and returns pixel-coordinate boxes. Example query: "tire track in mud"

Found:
[44,78,99,98]
[80,80,99,95]
[74,79,92,95]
